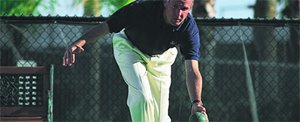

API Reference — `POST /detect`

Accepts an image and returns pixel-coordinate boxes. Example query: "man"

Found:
[63,0,207,121]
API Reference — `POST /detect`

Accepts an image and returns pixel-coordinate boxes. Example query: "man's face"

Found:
[164,0,193,26]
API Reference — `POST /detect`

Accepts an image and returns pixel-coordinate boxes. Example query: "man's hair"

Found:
[164,0,194,6]
[164,0,194,2]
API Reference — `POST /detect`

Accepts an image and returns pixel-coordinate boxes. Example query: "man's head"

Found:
[163,0,193,26]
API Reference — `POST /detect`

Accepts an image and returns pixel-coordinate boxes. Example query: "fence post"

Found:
[48,64,54,122]
[239,23,259,122]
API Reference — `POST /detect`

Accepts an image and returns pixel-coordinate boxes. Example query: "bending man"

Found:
[63,0,207,121]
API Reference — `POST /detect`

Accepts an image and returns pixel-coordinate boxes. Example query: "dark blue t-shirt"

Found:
[107,1,200,60]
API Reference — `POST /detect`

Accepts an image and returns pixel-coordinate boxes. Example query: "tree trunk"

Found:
[74,0,102,120]
[192,0,217,116]
[192,0,215,18]
[284,0,300,62]
[253,0,279,120]
[283,1,299,119]
[282,0,300,18]
[289,0,300,18]
[83,0,101,16]
[254,0,276,18]
[192,0,216,88]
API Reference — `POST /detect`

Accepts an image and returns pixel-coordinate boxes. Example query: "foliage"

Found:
[0,0,42,15]
[104,0,135,13]
[0,0,56,16]
[277,0,288,4]
[0,0,134,16]
[278,0,299,18]
[72,0,135,15]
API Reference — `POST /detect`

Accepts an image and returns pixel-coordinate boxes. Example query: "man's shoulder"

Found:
[136,0,163,4]
[180,14,198,32]
[135,0,163,8]
[186,14,197,25]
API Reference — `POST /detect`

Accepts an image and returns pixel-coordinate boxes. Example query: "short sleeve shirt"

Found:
[106,1,200,60]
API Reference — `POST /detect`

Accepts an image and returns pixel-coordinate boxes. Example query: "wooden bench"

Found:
[0,117,44,122]
[0,66,51,122]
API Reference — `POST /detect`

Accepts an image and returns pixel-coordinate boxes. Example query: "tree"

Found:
[0,0,56,16]
[104,0,135,15]
[253,0,279,121]
[0,0,41,15]
[254,0,277,18]
[280,0,300,18]
[0,0,48,65]
[254,1,277,61]
[73,0,101,16]
[73,0,134,16]
[192,0,215,18]
[280,0,299,63]
[83,0,102,16]
[192,0,217,111]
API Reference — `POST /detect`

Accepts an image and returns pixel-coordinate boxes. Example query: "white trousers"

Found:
[113,31,178,122]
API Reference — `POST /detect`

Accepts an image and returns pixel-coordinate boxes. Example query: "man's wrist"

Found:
[73,40,86,47]
[192,99,202,105]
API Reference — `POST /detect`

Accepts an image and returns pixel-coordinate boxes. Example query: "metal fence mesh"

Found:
[0,17,299,121]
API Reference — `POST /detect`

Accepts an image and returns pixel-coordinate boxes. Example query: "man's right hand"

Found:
[62,44,84,66]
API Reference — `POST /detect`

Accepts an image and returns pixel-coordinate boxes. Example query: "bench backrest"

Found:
[0,66,48,118]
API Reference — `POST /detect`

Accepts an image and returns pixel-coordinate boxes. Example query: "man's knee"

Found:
[127,89,153,108]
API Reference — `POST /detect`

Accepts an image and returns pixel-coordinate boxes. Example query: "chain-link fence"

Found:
[0,16,299,122]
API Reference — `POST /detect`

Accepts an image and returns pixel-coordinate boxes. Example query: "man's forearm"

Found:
[185,60,203,103]
[186,73,202,103]
[73,22,110,47]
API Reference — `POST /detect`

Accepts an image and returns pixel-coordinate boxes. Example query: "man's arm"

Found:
[72,22,110,47]
[62,22,110,66]
[185,59,206,114]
